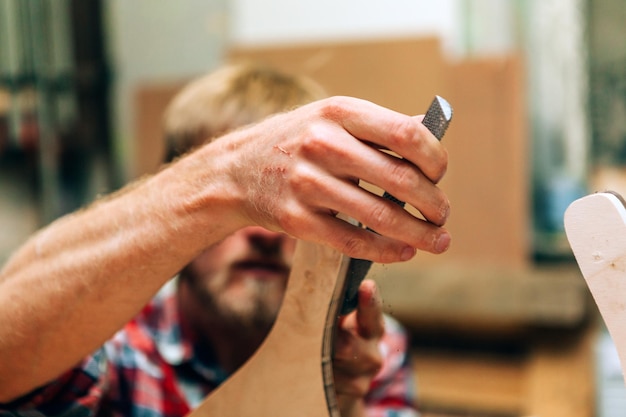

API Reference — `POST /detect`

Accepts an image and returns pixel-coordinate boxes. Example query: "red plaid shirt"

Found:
[1,280,418,417]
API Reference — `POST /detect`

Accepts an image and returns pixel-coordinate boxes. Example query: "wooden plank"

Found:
[372,263,589,333]
[188,239,349,417]
[412,54,529,269]
[228,37,447,116]
[133,81,186,177]
[564,192,626,383]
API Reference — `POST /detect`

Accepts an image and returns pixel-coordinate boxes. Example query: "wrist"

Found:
[150,135,252,247]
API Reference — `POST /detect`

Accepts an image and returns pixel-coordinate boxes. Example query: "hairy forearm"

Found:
[0,143,244,401]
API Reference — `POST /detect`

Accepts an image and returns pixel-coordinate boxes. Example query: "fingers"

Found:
[333,372,377,399]
[300,97,450,227]
[333,280,384,366]
[319,148,450,227]
[296,209,445,264]
[355,279,384,339]
[319,96,448,183]
[290,170,450,260]
[333,327,383,397]
[334,395,364,417]
[332,280,385,400]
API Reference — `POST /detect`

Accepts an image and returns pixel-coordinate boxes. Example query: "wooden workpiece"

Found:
[565,192,626,384]
[188,240,349,417]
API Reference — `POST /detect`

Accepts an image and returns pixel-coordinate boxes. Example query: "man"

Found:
[0,63,451,416]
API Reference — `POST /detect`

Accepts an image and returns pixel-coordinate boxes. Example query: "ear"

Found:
[564,192,626,384]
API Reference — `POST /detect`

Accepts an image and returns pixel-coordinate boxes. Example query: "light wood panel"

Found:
[565,192,626,382]
[229,37,446,116]
[133,81,186,177]
[188,240,349,417]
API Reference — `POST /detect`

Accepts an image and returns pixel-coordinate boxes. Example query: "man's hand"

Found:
[220,96,451,264]
[333,279,385,416]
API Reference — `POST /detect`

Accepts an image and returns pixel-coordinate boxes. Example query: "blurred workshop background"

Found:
[1,0,626,416]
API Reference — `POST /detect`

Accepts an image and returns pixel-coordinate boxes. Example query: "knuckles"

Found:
[296,120,344,163]
[385,158,419,193]
[386,117,420,150]
[365,200,399,234]
[315,96,354,121]
[341,235,368,259]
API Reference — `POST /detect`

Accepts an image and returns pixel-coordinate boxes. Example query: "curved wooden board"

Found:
[187,239,350,417]
[564,192,626,382]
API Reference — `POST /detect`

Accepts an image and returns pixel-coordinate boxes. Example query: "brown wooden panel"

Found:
[133,81,186,177]
[229,37,447,116]
[414,55,529,270]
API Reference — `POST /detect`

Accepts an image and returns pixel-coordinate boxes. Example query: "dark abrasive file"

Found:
[340,96,453,315]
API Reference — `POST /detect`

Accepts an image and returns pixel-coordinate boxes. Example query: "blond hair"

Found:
[163,62,327,161]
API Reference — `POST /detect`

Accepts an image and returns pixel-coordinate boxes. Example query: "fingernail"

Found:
[401,246,416,261]
[435,232,451,253]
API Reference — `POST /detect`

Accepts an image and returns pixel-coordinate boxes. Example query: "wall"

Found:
[230,0,459,50]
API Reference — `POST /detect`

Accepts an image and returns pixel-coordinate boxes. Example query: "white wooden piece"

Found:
[564,192,626,382]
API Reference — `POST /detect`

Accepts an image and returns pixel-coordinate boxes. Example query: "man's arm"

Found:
[0,96,450,401]
[0,147,244,400]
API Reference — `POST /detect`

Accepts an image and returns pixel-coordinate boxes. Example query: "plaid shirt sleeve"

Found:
[0,304,418,417]
[365,315,419,417]
[0,348,109,417]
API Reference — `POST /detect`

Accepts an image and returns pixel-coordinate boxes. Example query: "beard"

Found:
[181,267,287,338]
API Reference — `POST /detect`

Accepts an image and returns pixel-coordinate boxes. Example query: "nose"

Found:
[242,226,289,256]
